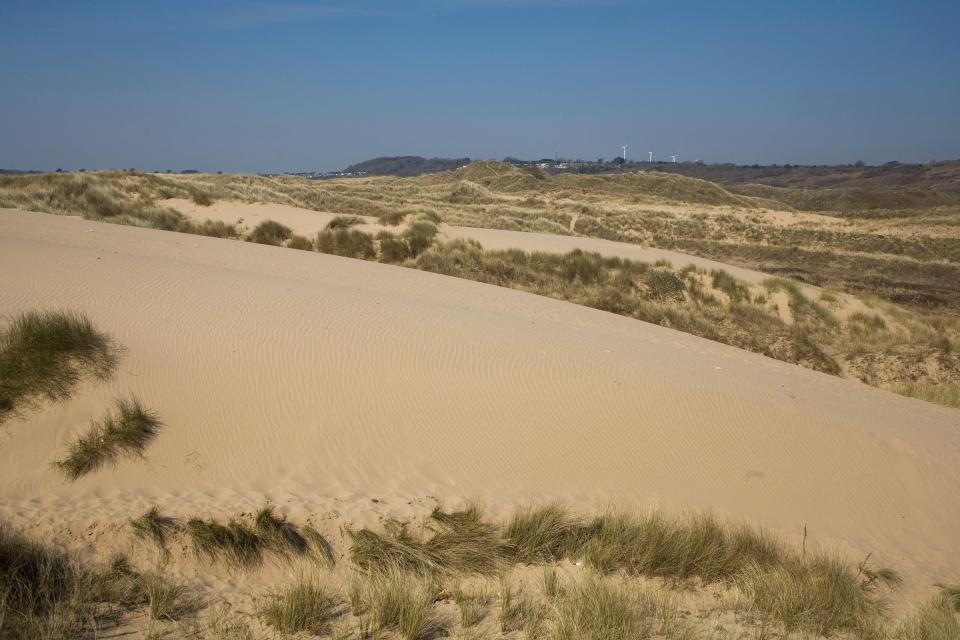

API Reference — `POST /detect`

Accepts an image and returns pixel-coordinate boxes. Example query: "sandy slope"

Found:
[1,209,959,603]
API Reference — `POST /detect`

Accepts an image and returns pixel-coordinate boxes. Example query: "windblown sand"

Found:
[1,208,958,604]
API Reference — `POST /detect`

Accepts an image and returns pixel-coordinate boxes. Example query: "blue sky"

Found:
[1,0,958,172]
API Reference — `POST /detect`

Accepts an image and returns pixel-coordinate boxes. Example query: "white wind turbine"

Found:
[622,144,628,161]
[648,150,653,162]
[670,153,678,163]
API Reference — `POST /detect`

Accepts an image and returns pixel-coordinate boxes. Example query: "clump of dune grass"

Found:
[376,230,412,263]
[736,552,898,636]
[186,517,264,568]
[893,381,960,409]
[427,505,506,574]
[402,221,439,256]
[378,210,408,226]
[258,578,344,635]
[348,521,437,573]
[287,234,314,251]
[497,578,545,635]
[504,503,592,564]
[130,505,180,550]
[54,397,162,480]
[142,572,200,620]
[316,228,377,258]
[895,592,960,640]
[0,310,118,424]
[935,582,960,611]
[580,510,784,582]
[452,585,490,627]
[326,215,365,229]
[362,566,446,640]
[248,219,293,245]
[304,524,336,567]
[551,577,682,640]
[254,503,308,557]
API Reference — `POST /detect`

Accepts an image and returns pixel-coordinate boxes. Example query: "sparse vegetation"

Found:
[361,566,446,640]
[0,310,118,424]
[54,397,162,480]
[254,503,309,557]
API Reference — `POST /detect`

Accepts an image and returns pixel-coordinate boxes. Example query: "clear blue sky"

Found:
[1,0,958,172]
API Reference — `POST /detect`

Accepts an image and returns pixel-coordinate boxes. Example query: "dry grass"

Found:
[361,565,447,640]
[248,219,292,245]
[54,397,162,480]
[893,381,960,409]
[130,505,180,550]
[0,310,118,424]
[186,517,264,569]
[258,578,344,635]
[254,503,309,557]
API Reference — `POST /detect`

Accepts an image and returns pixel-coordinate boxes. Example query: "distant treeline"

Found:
[344,156,472,177]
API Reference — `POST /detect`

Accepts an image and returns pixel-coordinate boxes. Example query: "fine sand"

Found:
[1,208,959,604]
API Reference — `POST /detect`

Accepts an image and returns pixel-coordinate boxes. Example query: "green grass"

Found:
[316,228,377,258]
[0,310,118,424]
[362,565,446,640]
[287,234,314,250]
[550,577,683,640]
[580,511,784,582]
[258,578,344,635]
[248,219,293,245]
[186,517,264,568]
[505,502,592,564]
[130,505,180,549]
[895,593,960,640]
[893,381,960,409]
[304,524,337,567]
[54,397,162,480]
[142,572,200,621]
[254,503,309,557]
[736,552,898,637]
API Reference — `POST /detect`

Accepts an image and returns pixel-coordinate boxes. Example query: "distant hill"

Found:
[345,156,471,177]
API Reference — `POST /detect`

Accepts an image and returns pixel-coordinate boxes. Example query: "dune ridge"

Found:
[1,209,959,603]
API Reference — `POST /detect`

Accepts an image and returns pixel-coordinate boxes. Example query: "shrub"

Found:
[249,219,293,245]
[55,398,162,480]
[258,578,344,635]
[316,228,377,259]
[0,310,118,424]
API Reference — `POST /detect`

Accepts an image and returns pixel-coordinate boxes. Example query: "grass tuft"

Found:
[54,397,162,480]
[249,219,293,245]
[304,524,337,567]
[186,517,264,568]
[258,578,344,635]
[130,505,180,549]
[0,310,118,424]
[362,565,446,640]
[326,215,365,229]
[254,503,308,557]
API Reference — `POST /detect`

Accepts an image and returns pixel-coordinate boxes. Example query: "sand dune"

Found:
[167,198,771,283]
[1,209,959,602]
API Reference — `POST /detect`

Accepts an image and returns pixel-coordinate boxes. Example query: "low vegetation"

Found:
[258,578,344,636]
[0,310,118,424]
[248,219,292,245]
[54,397,162,480]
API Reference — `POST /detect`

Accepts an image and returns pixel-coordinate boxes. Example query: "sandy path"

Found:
[1,209,959,602]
